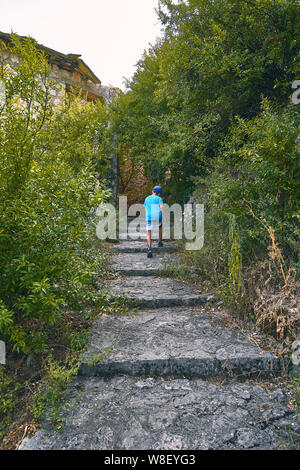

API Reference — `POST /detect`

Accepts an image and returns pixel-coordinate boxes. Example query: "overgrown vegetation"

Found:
[0,34,113,354]
[112,0,300,349]
[1,0,299,448]
[0,34,122,447]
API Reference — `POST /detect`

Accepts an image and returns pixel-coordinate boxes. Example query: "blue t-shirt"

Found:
[144,195,163,221]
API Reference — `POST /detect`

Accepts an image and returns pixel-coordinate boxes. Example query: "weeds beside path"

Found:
[0,239,127,450]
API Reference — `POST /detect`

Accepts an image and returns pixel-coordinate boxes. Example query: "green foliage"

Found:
[113,0,300,203]
[111,0,299,327]
[0,34,112,353]
[205,99,300,259]
[0,367,20,439]
[28,354,80,426]
[111,46,170,198]
[87,347,114,366]
[291,373,300,412]
[228,215,243,296]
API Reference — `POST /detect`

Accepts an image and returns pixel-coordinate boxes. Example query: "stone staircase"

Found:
[19,227,299,450]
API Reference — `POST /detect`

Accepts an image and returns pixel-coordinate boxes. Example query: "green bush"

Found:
[0,367,20,439]
[202,99,300,262]
[28,354,80,426]
[113,0,300,204]
[111,0,299,327]
[0,34,111,353]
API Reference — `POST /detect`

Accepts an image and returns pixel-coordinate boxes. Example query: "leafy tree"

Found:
[112,0,300,322]
[114,0,300,203]
[202,99,300,259]
[0,34,111,353]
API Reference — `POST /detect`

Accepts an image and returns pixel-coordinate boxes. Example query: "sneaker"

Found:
[147,249,153,258]
[157,241,163,247]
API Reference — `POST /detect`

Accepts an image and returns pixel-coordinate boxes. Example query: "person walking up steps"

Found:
[144,186,165,258]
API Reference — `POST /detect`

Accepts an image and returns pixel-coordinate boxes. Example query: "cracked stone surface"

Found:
[110,252,177,275]
[108,276,212,308]
[19,230,297,451]
[19,376,299,450]
[79,308,283,379]
[114,240,178,253]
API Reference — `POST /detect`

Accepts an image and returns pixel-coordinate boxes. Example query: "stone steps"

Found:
[104,243,287,376]
[19,226,297,451]
[78,307,284,380]
[110,252,178,276]
[113,240,178,253]
[19,375,298,450]
[110,246,204,303]
[108,276,213,308]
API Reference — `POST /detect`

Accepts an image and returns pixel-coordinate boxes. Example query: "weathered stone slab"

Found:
[110,252,177,276]
[19,376,299,450]
[79,308,284,379]
[108,277,212,308]
[114,240,178,253]
[18,219,296,452]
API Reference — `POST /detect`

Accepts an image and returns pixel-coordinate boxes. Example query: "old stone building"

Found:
[0,30,118,104]
[0,31,119,202]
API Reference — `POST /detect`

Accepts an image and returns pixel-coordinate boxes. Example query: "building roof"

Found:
[0,31,101,85]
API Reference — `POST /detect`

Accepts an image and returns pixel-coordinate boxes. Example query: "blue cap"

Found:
[153,185,163,195]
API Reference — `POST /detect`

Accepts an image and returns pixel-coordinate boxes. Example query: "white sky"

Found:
[0,0,163,90]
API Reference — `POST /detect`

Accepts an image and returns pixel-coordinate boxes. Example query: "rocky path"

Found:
[20,225,299,450]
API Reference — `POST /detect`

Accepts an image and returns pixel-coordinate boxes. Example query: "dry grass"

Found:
[253,272,299,349]
[240,201,300,352]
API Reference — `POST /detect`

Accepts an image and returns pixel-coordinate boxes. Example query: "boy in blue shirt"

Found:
[144,186,164,258]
